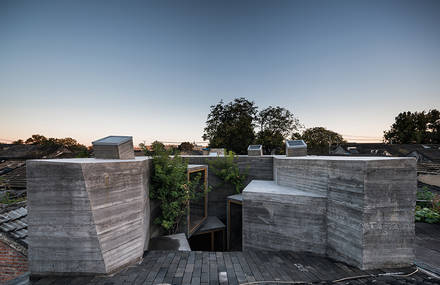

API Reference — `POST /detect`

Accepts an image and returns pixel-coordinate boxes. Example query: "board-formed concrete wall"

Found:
[243,180,327,254]
[27,157,151,275]
[244,156,417,270]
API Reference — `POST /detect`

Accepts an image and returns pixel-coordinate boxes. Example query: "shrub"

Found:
[415,206,440,224]
[209,151,247,194]
[417,186,435,201]
[415,187,440,224]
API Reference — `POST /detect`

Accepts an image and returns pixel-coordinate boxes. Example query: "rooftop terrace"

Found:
[26,250,438,285]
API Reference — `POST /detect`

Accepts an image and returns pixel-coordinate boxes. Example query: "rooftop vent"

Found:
[247,145,263,156]
[285,140,307,157]
[92,136,135,160]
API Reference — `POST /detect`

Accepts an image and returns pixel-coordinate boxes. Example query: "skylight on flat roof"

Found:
[92,136,132,146]
[286,140,307,148]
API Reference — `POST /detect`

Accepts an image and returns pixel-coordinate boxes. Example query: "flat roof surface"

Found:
[244,180,325,197]
[27,250,431,285]
[149,233,191,251]
[273,155,415,161]
[28,157,149,163]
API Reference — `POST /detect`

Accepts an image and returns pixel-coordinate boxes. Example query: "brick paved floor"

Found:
[26,250,440,285]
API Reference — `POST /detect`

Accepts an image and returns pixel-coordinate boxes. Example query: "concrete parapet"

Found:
[244,156,417,270]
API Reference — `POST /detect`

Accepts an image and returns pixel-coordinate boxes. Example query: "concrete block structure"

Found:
[27,157,151,275]
[243,156,417,270]
[92,136,135,160]
[285,140,307,157]
[243,180,327,253]
[247,145,263,156]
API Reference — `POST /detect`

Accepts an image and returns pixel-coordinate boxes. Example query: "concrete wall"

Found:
[243,180,327,254]
[244,156,417,270]
[27,157,151,275]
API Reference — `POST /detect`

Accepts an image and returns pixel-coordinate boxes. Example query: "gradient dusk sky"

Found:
[1,0,439,146]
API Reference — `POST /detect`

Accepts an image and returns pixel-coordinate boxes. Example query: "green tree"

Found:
[384,110,440,144]
[139,140,165,156]
[256,106,302,154]
[21,134,89,155]
[203,98,257,154]
[293,127,345,155]
[25,134,48,145]
[178,142,194,152]
[12,139,24,144]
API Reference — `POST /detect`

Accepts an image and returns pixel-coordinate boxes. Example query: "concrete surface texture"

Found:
[148,233,191,251]
[243,180,327,254]
[92,136,135,160]
[243,156,417,270]
[247,145,263,156]
[285,140,308,157]
[26,157,151,275]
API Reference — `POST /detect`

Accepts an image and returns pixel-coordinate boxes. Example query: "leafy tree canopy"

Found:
[203,98,302,155]
[203,98,258,154]
[140,140,166,156]
[293,127,345,155]
[16,134,87,153]
[178,142,194,152]
[384,110,440,144]
[256,106,302,154]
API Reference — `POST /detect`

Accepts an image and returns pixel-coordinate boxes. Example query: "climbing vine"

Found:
[208,151,247,194]
[149,144,205,234]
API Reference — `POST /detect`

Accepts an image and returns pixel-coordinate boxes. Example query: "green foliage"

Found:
[384,109,440,144]
[256,106,302,154]
[203,98,258,154]
[203,99,302,155]
[415,187,440,224]
[417,187,435,201]
[415,206,440,224]
[293,127,345,155]
[178,142,194,152]
[209,151,247,194]
[149,143,205,234]
[17,134,89,155]
[139,141,166,156]
[256,130,286,155]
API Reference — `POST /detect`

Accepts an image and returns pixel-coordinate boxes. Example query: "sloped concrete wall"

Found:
[27,157,151,275]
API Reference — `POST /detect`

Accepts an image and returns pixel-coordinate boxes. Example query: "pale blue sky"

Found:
[1,0,439,145]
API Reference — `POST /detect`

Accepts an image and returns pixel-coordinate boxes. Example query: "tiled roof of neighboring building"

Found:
[0,166,26,189]
[0,205,28,248]
[331,143,440,162]
[0,160,25,176]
